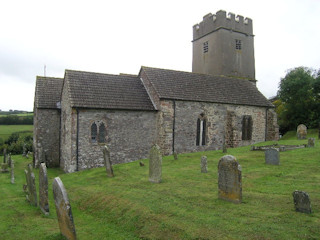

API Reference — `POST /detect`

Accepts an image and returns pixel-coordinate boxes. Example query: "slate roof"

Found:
[141,66,274,108]
[35,76,64,109]
[65,70,155,110]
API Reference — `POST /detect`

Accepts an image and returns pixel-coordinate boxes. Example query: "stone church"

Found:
[33,10,279,173]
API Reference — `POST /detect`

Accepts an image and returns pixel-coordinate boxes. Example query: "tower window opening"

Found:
[203,41,209,53]
[235,39,242,50]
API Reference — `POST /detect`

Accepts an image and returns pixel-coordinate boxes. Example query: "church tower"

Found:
[192,10,256,82]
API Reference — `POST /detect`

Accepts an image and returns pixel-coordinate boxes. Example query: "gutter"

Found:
[172,100,176,153]
[76,108,79,171]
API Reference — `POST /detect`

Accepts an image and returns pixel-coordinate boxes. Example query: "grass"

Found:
[0,113,33,117]
[0,125,33,141]
[1,130,320,239]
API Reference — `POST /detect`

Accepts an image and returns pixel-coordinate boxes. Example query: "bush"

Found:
[0,132,33,155]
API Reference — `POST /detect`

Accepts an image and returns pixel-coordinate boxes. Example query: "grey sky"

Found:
[1,0,319,111]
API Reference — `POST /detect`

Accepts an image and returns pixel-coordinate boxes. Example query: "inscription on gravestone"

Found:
[53,177,77,240]
[39,163,49,215]
[292,190,311,214]
[201,156,207,173]
[297,124,307,139]
[265,148,280,165]
[149,144,162,183]
[218,155,242,204]
[103,145,114,177]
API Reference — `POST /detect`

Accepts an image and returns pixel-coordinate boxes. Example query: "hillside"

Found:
[1,130,319,239]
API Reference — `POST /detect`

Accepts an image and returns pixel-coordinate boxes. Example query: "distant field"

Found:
[0,125,33,141]
[0,113,33,117]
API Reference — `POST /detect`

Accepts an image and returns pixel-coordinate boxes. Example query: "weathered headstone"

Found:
[1,163,9,173]
[39,163,49,215]
[218,155,242,204]
[292,190,311,214]
[297,124,307,139]
[265,148,280,165]
[307,138,315,147]
[53,177,77,240]
[222,143,227,153]
[24,169,30,199]
[3,148,6,163]
[173,152,178,160]
[103,145,114,177]
[201,156,208,173]
[27,164,38,206]
[22,143,27,157]
[149,144,162,183]
[10,160,14,184]
[7,154,12,168]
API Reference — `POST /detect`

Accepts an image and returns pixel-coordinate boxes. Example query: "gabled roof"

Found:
[34,76,64,109]
[141,66,274,108]
[65,70,155,111]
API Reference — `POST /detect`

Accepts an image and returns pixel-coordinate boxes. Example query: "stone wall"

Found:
[76,109,157,171]
[33,108,60,168]
[157,100,275,155]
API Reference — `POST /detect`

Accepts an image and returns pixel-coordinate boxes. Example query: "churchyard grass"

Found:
[1,130,320,239]
[0,125,33,141]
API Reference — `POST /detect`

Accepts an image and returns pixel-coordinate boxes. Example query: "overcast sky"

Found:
[1,0,320,111]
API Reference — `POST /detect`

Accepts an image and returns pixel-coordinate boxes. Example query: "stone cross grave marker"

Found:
[265,148,280,165]
[201,156,208,173]
[53,177,77,240]
[10,160,14,184]
[39,163,49,215]
[307,138,315,147]
[27,164,38,206]
[218,155,242,204]
[292,190,311,214]
[149,144,162,183]
[103,145,114,177]
[297,124,307,139]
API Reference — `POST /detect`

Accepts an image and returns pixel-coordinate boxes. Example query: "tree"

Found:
[277,67,320,132]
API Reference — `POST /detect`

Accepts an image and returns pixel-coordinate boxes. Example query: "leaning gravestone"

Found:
[27,164,38,206]
[201,156,208,173]
[10,160,14,184]
[292,190,311,214]
[307,138,315,147]
[218,155,242,203]
[297,124,307,139]
[53,177,77,240]
[265,148,280,165]
[149,144,162,183]
[103,145,114,177]
[39,163,49,215]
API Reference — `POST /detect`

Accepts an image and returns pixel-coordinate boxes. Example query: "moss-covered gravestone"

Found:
[297,124,307,139]
[103,145,114,177]
[53,177,77,240]
[201,156,208,173]
[39,163,49,215]
[292,190,311,214]
[26,164,38,206]
[149,144,162,183]
[218,155,242,204]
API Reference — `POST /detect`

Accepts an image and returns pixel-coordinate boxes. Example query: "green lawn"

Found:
[1,131,319,239]
[0,125,33,141]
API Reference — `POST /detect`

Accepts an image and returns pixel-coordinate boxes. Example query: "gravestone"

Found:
[8,154,12,168]
[149,144,162,183]
[173,152,178,160]
[297,124,307,139]
[201,156,208,173]
[222,143,227,153]
[27,164,38,206]
[10,160,14,184]
[39,163,49,215]
[265,148,280,165]
[24,169,30,200]
[292,190,311,214]
[103,145,114,177]
[22,143,27,157]
[218,155,242,203]
[307,138,315,147]
[1,163,9,173]
[3,148,6,163]
[53,177,77,240]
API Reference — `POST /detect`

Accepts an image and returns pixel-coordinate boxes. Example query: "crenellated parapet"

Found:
[193,10,253,41]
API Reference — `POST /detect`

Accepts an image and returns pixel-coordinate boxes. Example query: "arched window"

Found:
[196,115,206,146]
[242,115,253,140]
[91,123,97,143]
[99,123,106,143]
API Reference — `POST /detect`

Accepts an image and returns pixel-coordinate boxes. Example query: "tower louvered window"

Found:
[235,39,242,50]
[242,115,252,140]
[203,41,209,53]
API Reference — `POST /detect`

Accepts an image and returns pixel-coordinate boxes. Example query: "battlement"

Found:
[193,10,253,41]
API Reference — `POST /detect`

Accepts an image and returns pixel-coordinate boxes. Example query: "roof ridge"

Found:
[65,69,138,78]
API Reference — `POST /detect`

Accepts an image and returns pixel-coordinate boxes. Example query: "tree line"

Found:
[0,115,33,125]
